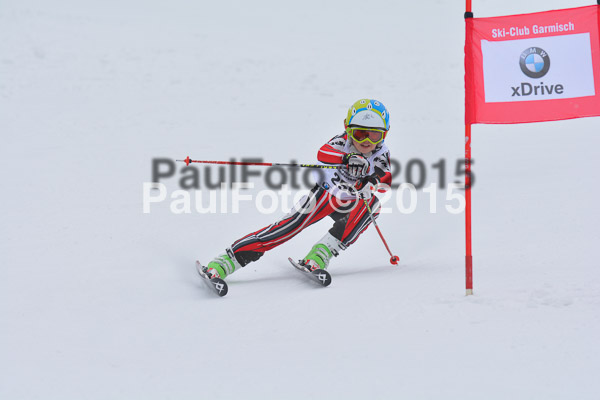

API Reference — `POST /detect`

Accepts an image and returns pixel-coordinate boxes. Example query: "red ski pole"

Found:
[176,156,344,169]
[362,196,400,266]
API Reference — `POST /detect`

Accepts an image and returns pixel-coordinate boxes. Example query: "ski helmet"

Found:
[345,99,390,133]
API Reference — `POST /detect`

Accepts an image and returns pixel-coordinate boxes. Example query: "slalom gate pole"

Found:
[465,0,474,295]
[465,125,473,295]
[362,197,400,266]
[176,156,344,170]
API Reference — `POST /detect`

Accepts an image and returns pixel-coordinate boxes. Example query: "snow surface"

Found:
[1,0,599,399]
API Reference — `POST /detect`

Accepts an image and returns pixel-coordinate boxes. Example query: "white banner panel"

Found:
[481,33,595,103]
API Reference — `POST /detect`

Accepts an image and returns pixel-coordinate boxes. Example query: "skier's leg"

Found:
[332,196,381,248]
[202,250,242,279]
[301,231,347,271]
[299,196,381,271]
[205,185,335,278]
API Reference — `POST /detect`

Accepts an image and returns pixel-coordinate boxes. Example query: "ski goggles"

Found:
[347,127,386,145]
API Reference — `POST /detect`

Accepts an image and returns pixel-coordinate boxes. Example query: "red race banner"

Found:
[465,5,600,124]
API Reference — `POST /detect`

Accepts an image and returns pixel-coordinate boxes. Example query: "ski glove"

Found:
[353,174,380,200]
[343,153,370,178]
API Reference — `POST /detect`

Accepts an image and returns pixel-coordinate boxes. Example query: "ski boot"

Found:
[204,249,241,279]
[302,233,346,271]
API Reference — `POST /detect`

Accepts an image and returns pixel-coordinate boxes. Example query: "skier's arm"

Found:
[318,143,345,164]
[317,134,348,164]
[372,152,392,189]
[376,167,392,186]
[354,166,391,198]
[318,136,370,178]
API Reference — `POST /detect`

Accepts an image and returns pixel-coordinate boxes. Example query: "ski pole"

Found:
[362,196,400,266]
[176,156,344,169]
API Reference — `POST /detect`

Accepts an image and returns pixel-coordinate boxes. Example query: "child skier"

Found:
[202,98,392,279]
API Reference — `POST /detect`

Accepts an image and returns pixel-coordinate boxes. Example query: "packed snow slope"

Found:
[1,0,599,399]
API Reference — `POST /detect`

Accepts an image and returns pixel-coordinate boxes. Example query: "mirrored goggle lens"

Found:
[350,128,384,143]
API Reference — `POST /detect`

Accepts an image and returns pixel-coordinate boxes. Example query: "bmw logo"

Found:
[519,47,550,79]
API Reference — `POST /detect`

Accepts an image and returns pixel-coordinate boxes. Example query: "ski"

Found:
[196,261,228,297]
[287,257,332,287]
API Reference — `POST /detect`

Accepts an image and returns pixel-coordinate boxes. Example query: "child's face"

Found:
[351,137,378,154]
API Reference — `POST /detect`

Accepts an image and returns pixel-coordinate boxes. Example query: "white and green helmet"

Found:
[345,99,390,132]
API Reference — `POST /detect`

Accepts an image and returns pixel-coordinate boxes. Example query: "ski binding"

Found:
[196,260,228,297]
[288,257,332,287]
